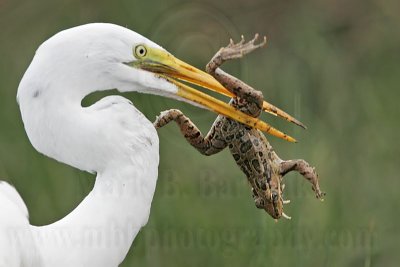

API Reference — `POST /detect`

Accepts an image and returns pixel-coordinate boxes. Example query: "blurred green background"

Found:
[0,0,399,266]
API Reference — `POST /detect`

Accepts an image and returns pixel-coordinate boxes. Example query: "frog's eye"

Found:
[271,191,278,202]
[134,45,147,58]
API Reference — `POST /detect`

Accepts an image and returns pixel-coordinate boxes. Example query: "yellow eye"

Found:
[134,45,147,58]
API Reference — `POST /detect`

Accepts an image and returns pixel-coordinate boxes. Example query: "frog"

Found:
[154,35,325,220]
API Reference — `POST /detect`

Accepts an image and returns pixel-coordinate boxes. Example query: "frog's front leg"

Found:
[154,109,227,156]
[280,160,326,199]
[206,35,266,117]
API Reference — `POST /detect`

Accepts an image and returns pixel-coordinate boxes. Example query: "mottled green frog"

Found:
[154,35,325,220]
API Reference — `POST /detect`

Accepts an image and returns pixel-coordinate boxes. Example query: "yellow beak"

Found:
[133,47,299,142]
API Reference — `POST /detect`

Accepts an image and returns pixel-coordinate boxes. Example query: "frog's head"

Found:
[269,190,283,218]
[254,170,291,220]
[264,177,284,219]
[254,189,283,219]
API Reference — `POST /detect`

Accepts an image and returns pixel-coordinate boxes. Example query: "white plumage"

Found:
[0,23,173,267]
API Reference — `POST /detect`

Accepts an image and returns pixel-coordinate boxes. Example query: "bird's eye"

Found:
[134,45,147,58]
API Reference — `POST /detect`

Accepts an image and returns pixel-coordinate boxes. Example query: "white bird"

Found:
[0,23,283,267]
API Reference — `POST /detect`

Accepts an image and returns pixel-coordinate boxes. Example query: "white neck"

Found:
[14,23,165,265]
[17,92,160,266]
[31,148,158,267]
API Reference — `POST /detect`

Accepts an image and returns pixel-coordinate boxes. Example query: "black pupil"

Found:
[139,48,144,55]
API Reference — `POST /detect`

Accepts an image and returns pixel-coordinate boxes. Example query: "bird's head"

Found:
[18,23,286,135]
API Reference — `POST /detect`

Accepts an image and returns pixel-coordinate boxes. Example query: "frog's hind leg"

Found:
[206,35,306,129]
[280,159,326,199]
[154,109,228,156]
[206,34,267,76]
[206,35,265,117]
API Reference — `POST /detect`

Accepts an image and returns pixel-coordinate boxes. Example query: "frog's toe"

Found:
[282,212,292,220]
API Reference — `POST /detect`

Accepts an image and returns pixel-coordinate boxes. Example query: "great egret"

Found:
[0,23,297,266]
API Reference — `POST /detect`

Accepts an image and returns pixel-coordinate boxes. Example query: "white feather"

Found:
[0,23,177,266]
